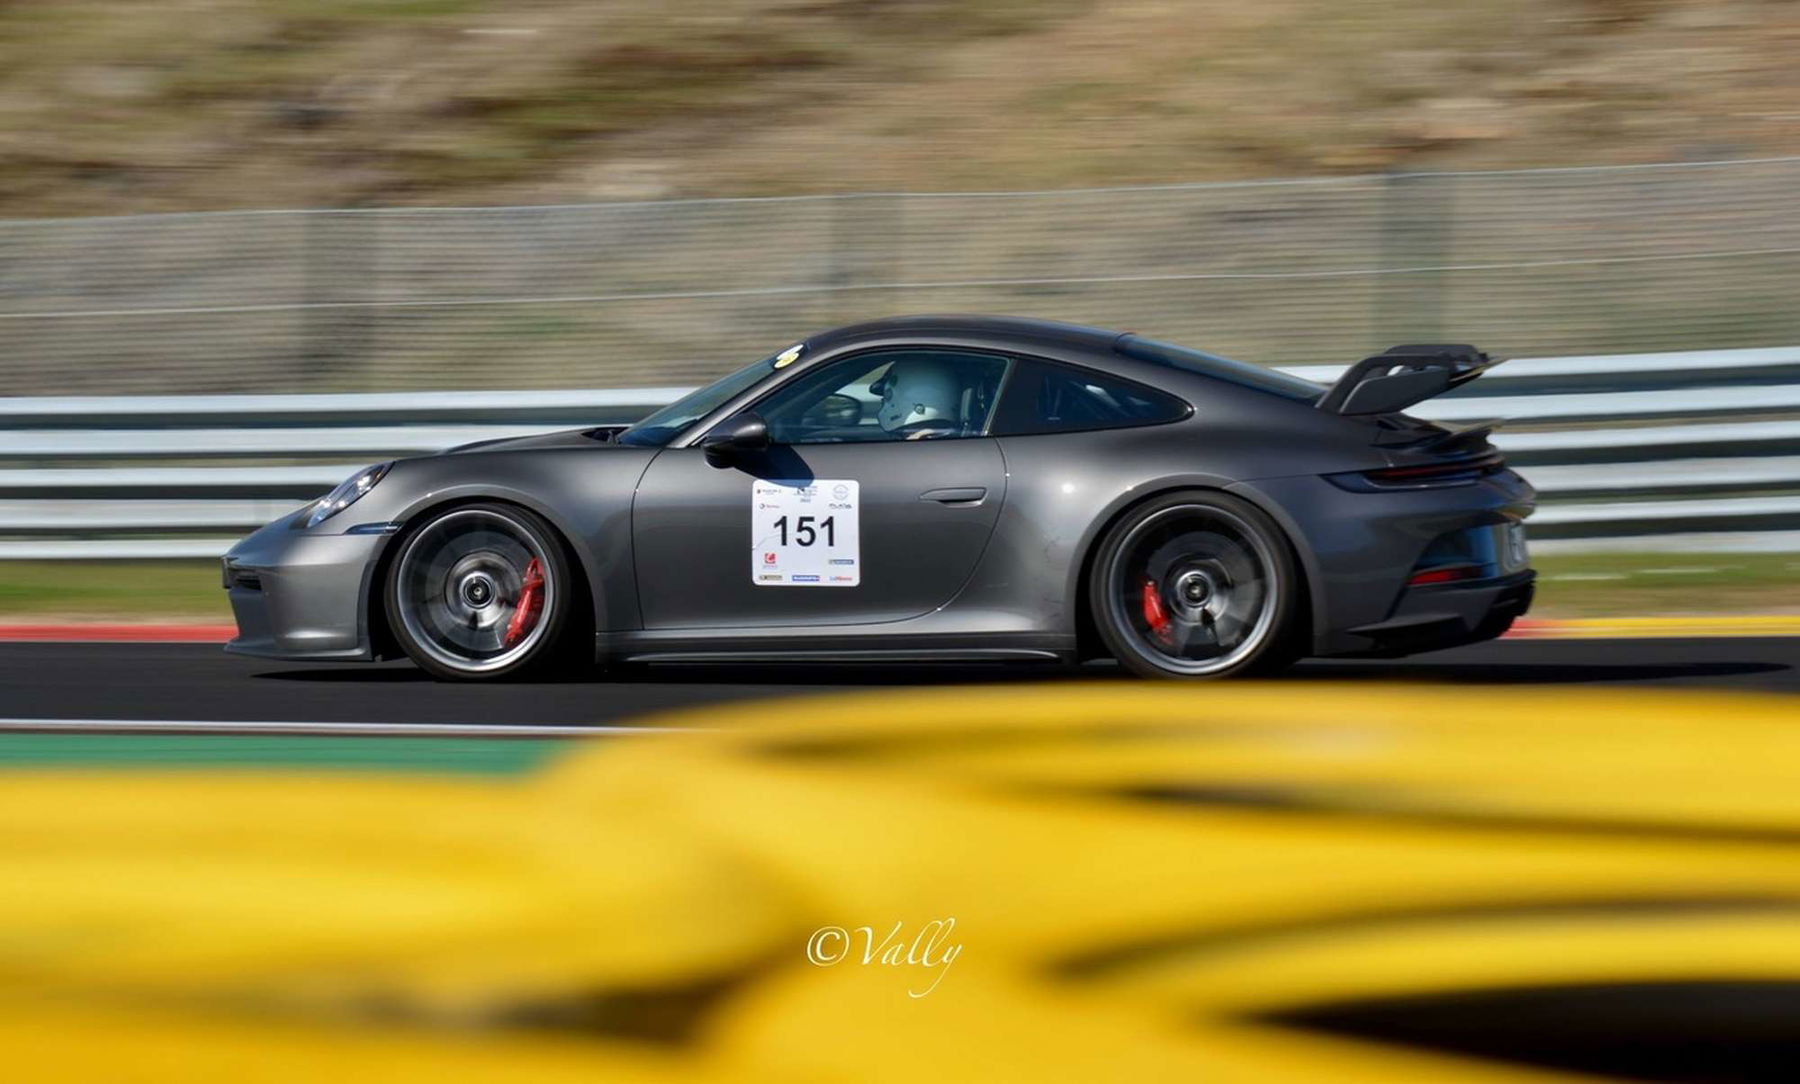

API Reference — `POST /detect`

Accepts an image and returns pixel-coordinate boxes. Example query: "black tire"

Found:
[1087,490,1302,679]
[384,502,582,681]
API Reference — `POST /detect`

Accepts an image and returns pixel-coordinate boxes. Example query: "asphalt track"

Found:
[0,637,1796,728]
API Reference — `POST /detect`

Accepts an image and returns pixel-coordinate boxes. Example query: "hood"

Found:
[445,425,628,454]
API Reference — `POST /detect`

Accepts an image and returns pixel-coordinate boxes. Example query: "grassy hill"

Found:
[4,0,1799,217]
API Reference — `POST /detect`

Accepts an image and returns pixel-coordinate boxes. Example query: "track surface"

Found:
[0,638,1795,726]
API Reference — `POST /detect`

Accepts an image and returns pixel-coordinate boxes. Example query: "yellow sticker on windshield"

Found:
[774,345,803,369]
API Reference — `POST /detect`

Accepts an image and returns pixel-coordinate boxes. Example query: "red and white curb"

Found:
[0,623,235,643]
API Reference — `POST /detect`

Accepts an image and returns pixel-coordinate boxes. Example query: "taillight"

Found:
[1408,564,1484,586]
[1328,452,1505,491]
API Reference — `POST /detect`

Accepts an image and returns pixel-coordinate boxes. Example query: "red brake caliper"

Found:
[1141,578,1175,646]
[503,558,545,648]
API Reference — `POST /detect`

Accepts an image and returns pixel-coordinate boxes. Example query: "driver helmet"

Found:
[875,359,962,433]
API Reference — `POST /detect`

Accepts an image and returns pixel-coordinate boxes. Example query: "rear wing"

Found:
[1316,344,1503,416]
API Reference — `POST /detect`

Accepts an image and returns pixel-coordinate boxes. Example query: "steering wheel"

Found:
[897,419,959,441]
[800,392,863,430]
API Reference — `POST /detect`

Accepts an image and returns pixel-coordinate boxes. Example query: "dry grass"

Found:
[1530,551,1800,618]
[3,0,1799,217]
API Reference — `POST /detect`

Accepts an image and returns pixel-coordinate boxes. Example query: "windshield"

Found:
[617,353,780,447]
[1114,334,1323,403]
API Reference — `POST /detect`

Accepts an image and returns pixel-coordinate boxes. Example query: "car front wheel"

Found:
[385,503,577,681]
[1089,490,1301,679]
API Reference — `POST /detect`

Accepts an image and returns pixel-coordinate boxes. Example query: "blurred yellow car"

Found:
[3,682,1798,1082]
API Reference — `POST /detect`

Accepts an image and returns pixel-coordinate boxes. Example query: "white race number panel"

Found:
[751,479,860,586]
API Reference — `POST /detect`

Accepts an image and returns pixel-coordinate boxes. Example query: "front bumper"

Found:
[222,511,389,661]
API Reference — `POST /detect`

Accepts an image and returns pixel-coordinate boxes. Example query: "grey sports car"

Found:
[222,315,1535,680]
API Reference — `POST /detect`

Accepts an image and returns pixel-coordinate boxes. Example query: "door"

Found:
[632,348,1011,629]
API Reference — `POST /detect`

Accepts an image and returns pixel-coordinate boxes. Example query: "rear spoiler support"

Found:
[1317,344,1503,416]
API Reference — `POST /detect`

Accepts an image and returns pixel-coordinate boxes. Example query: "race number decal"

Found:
[752,479,860,586]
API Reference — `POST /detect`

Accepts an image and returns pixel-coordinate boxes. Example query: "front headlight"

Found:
[305,462,392,528]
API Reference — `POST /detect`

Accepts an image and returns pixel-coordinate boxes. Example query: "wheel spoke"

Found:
[395,509,556,674]
[1110,503,1280,676]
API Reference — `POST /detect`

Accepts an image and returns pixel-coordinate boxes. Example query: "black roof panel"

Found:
[807,314,1124,354]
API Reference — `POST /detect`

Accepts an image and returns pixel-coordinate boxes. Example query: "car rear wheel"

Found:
[1089,491,1300,679]
[386,503,576,681]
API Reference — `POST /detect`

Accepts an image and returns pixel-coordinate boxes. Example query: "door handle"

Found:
[920,487,987,504]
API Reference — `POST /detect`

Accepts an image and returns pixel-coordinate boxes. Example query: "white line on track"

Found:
[0,718,710,738]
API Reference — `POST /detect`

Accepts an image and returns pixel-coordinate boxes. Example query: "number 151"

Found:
[773,515,835,547]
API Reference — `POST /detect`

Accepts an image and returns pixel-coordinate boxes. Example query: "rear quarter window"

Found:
[1114,334,1323,403]
[989,357,1191,436]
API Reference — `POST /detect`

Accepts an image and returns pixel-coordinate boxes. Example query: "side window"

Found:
[990,357,1190,436]
[758,349,1011,445]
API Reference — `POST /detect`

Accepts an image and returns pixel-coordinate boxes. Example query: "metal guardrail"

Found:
[2,345,1797,559]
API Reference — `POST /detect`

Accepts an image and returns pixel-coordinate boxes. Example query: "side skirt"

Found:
[623,647,1064,664]
[597,629,1074,667]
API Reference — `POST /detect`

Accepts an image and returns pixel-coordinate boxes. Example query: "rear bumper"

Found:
[1232,468,1535,658]
[1331,570,1536,658]
[222,512,386,661]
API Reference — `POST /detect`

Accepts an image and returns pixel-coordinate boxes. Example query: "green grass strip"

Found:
[0,733,570,776]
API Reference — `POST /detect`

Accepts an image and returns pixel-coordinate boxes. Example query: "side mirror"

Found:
[699,412,771,466]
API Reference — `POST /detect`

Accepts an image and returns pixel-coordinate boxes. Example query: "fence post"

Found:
[301,210,331,386]
[826,193,904,326]
[887,193,905,313]
[1376,169,1455,344]
[301,209,377,390]
[824,194,854,327]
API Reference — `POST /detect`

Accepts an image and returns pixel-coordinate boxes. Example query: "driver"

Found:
[875,360,962,439]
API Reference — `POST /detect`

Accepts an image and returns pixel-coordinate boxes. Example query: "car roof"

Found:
[805,314,1126,356]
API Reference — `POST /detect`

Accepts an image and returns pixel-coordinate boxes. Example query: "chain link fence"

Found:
[4,158,1800,396]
